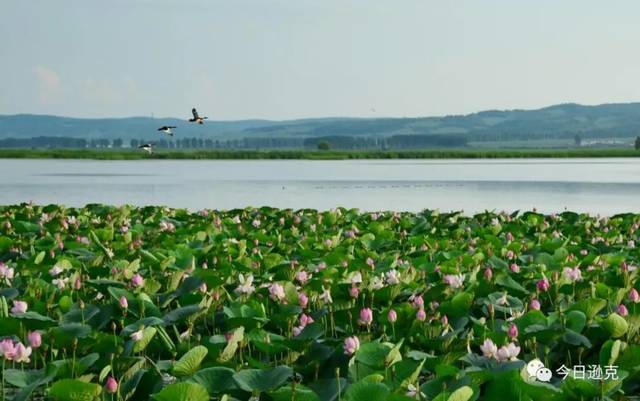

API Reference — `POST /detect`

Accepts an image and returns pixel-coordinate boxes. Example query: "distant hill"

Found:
[2,102,640,142]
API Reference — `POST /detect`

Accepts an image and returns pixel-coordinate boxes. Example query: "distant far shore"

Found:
[0,148,638,160]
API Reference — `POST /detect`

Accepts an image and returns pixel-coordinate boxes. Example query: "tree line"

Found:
[0,135,468,150]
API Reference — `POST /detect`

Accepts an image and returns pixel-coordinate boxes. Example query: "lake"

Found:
[1,158,639,214]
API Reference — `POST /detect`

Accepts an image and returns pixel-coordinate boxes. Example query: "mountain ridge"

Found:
[2,102,640,142]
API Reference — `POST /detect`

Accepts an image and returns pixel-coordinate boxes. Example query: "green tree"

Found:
[317,141,330,150]
[636,136,640,150]
[574,134,582,147]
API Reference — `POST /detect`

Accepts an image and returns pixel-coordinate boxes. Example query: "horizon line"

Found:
[1,100,639,122]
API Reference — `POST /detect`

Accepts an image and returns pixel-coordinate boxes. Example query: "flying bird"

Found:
[157,126,176,137]
[189,108,208,124]
[158,125,177,136]
[138,143,154,154]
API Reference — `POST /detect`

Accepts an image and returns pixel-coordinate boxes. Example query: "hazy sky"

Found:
[2,0,640,120]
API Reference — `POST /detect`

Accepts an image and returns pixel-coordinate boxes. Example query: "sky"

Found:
[1,0,640,120]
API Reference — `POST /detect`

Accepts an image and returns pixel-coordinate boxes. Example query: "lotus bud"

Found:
[358,308,373,326]
[387,309,397,323]
[27,331,42,348]
[537,278,550,292]
[617,304,629,317]
[343,336,360,355]
[529,299,541,310]
[104,376,118,394]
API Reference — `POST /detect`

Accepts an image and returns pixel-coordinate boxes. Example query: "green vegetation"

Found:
[0,204,639,400]
[0,147,638,160]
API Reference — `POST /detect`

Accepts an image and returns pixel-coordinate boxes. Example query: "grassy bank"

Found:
[0,147,638,160]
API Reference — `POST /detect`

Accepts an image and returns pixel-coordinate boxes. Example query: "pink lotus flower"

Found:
[416,308,427,321]
[411,295,424,309]
[343,336,360,355]
[537,278,550,292]
[0,339,16,360]
[617,304,629,317]
[508,324,518,340]
[104,376,118,394]
[562,266,582,282]
[319,287,333,304]
[385,269,400,285]
[13,342,31,363]
[387,309,397,323]
[11,300,28,315]
[158,221,175,232]
[119,296,128,309]
[441,315,448,326]
[510,263,520,273]
[480,338,498,359]
[366,257,375,268]
[349,286,359,299]
[580,249,588,256]
[235,274,255,295]
[443,274,465,289]
[630,288,640,303]
[53,277,68,290]
[49,265,63,276]
[349,271,363,285]
[131,273,144,288]
[298,292,309,309]
[529,299,541,310]
[299,314,314,327]
[506,250,515,260]
[358,308,373,326]
[295,271,309,285]
[130,329,144,342]
[27,331,42,348]
[496,343,521,362]
[506,232,514,242]
[269,283,286,302]
[484,267,493,281]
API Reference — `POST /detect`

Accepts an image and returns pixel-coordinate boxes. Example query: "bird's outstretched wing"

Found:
[192,108,199,119]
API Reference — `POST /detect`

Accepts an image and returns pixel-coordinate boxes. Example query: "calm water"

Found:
[1,158,640,214]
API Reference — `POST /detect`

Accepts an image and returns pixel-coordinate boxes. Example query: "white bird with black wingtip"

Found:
[189,108,208,124]
[138,143,154,154]
[157,126,177,137]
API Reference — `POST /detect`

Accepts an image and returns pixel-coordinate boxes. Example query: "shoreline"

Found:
[0,148,638,160]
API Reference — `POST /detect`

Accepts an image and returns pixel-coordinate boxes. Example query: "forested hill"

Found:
[2,102,640,141]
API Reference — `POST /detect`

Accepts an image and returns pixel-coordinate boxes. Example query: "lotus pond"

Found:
[0,204,638,401]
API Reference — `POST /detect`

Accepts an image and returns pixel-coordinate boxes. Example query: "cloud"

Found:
[33,65,62,104]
